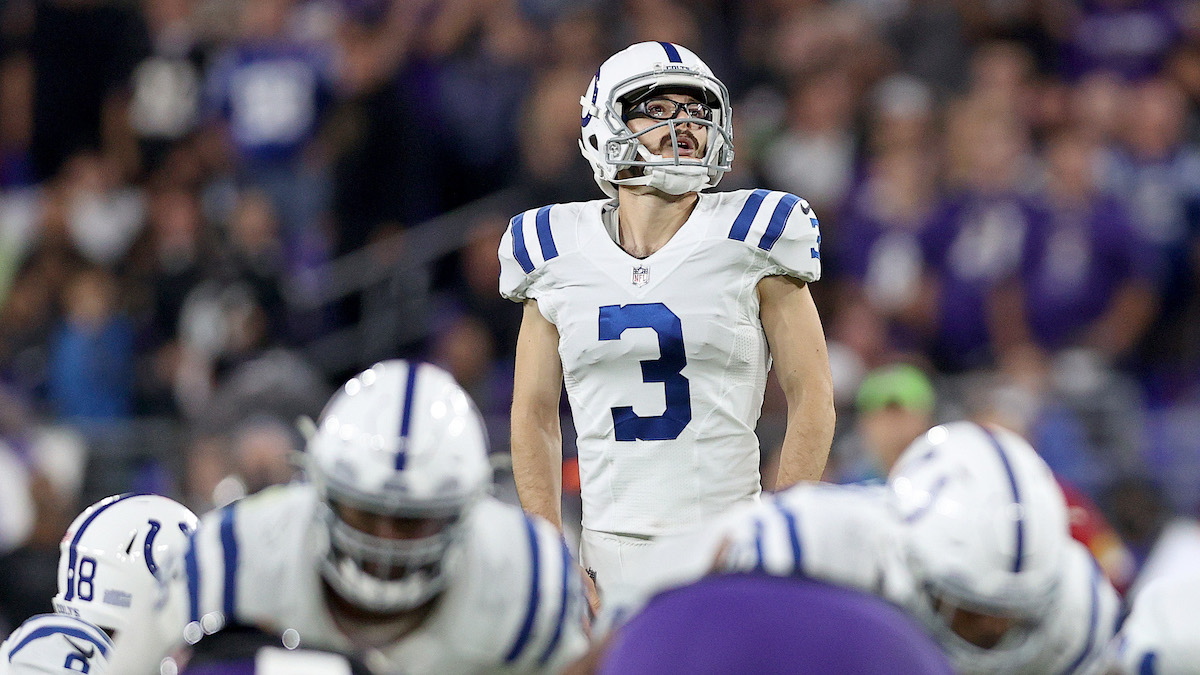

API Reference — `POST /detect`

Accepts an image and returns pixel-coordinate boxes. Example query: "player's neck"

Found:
[615,187,699,259]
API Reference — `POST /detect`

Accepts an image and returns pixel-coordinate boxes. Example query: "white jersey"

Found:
[499,189,821,536]
[0,613,114,674]
[117,485,586,675]
[611,483,1118,674]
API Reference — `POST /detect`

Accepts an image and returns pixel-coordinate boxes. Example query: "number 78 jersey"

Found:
[499,189,821,537]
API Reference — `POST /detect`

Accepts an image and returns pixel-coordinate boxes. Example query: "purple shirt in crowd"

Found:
[922,191,1045,371]
[1059,0,1182,81]
[1021,194,1154,350]
[600,574,955,675]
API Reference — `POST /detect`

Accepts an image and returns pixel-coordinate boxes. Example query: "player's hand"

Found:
[582,566,601,617]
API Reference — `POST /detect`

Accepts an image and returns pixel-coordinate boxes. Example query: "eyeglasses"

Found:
[625,97,713,122]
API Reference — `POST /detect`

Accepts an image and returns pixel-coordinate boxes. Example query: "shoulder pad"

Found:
[725,189,821,282]
[498,204,571,301]
[2,613,114,670]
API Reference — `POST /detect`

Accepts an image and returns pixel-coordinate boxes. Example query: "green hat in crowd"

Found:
[856,364,936,414]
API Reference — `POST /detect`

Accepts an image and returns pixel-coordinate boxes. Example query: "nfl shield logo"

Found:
[632,264,650,287]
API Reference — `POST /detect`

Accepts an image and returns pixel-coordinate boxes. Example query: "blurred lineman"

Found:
[620,422,1119,674]
[110,361,586,674]
[1104,572,1200,674]
[0,494,198,674]
[500,41,834,598]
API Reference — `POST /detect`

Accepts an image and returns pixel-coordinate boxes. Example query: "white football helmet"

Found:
[888,422,1070,672]
[53,493,198,636]
[579,41,734,198]
[1109,572,1200,674]
[306,360,492,614]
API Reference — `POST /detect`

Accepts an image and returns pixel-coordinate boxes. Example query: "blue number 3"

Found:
[598,303,692,441]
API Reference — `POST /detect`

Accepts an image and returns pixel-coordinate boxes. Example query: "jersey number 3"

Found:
[599,303,692,441]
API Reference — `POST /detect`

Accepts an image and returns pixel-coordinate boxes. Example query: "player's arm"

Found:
[758,276,834,489]
[510,299,566,530]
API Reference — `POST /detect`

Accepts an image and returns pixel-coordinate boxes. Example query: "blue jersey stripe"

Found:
[396,362,420,471]
[1060,560,1103,675]
[535,206,558,262]
[505,516,542,663]
[63,493,141,601]
[219,506,239,620]
[979,425,1025,573]
[7,624,111,661]
[752,519,767,572]
[511,214,535,274]
[774,502,803,576]
[185,536,201,623]
[728,189,769,242]
[537,540,573,665]
[758,193,801,251]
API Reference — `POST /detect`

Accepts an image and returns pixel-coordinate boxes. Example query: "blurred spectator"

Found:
[129,0,206,171]
[47,265,135,422]
[1049,0,1184,82]
[827,363,936,484]
[924,103,1041,372]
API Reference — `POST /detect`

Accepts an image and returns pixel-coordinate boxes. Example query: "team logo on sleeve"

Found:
[632,264,650,287]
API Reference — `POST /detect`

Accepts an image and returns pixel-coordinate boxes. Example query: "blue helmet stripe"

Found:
[1139,653,1159,675]
[658,41,682,63]
[396,362,420,471]
[978,425,1025,573]
[535,206,558,262]
[537,539,573,665]
[758,193,801,251]
[219,505,239,620]
[63,493,141,601]
[728,189,769,242]
[505,516,542,663]
[7,625,111,661]
[511,213,535,273]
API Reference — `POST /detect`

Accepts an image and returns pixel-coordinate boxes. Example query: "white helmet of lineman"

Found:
[887,422,1069,672]
[579,41,734,198]
[1108,572,1200,674]
[52,493,198,636]
[306,360,492,615]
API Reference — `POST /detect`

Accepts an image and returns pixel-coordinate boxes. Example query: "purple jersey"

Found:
[922,191,1046,371]
[1059,0,1181,81]
[600,574,954,674]
[1021,194,1154,350]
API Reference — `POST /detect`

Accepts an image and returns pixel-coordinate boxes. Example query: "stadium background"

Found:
[1,0,1198,637]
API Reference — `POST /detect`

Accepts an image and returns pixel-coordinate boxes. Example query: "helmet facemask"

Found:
[583,69,734,197]
[913,579,1048,673]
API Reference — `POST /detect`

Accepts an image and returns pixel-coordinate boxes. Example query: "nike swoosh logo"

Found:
[63,635,96,659]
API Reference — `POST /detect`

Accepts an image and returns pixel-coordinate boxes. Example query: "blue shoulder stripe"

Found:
[1059,559,1103,675]
[728,189,769,242]
[505,516,542,664]
[511,213,534,274]
[7,623,111,662]
[63,493,140,601]
[219,505,239,620]
[774,501,804,576]
[535,205,558,262]
[758,193,801,251]
[1139,653,1158,675]
[185,534,201,623]
[752,519,767,572]
[537,539,573,665]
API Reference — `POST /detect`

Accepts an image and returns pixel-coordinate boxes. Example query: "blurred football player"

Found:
[1104,571,1200,674]
[0,493,198,674]
[110,360,586,674]
[501,41,834,602]
[618,421,1118,674]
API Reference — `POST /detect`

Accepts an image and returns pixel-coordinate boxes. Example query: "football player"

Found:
[501,41,834,602]
[0,493,198,674]
[615,422,1119,674]
[109,360,587,674]
[1103,571,1200,674]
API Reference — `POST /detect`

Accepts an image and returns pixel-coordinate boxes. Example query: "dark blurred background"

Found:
[1,0,1199,632]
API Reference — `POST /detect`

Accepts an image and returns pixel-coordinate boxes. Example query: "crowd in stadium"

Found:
[1,0,1199,669]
